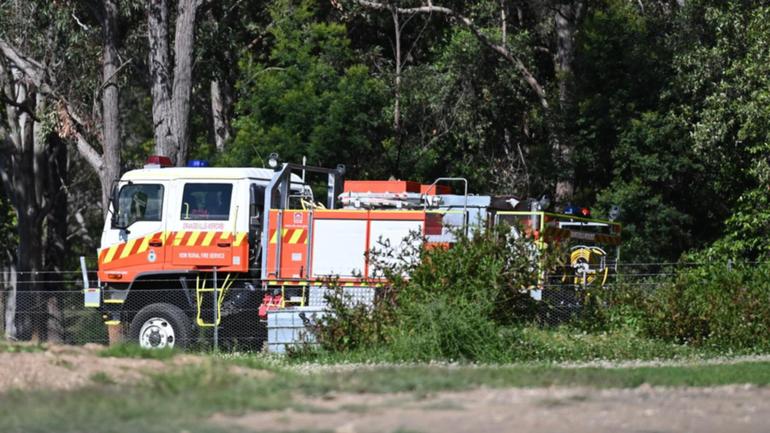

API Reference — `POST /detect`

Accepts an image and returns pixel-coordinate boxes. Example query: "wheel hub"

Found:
[139,317,175,349]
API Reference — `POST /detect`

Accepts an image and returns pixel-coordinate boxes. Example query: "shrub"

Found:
[640,262,770,349]
[310,227,564,362]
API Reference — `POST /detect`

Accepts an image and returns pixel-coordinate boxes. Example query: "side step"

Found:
[195,274,234,327]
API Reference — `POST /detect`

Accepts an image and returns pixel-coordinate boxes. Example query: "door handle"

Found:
[217,242,231,248]
[149,240,163,247]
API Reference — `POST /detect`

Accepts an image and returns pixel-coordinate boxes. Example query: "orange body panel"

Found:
[266,210,310,279]
[343,180,421,194]
[98,230,249,284]
[419,184,452,195]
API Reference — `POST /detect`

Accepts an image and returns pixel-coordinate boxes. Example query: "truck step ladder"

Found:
[195,273,234,327]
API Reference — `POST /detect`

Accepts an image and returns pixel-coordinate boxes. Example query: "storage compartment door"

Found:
[311,219,367,278]
[367,220,423,277]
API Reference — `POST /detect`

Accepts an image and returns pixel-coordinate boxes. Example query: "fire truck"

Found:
[84,155,621,349]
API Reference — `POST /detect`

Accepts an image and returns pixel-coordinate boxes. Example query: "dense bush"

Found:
[644,263,770,349]
[590,262,770,351]
[308,226,770,362]
[308,227,565,362]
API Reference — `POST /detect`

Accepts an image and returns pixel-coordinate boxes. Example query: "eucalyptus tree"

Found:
[0,1,125,340]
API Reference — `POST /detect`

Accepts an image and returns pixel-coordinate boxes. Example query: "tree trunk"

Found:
[101,0,122,215]
[0,51,60,342]
[552,1,583,203]
[3,77,47,341]
[148,0,177,162]
[148,0,199,166]
[2,252,16,339]
[44,134,67,343]
[0,263,4,337]
[172,0,198,166]
[210,79,231,152]
[392,7,403,175]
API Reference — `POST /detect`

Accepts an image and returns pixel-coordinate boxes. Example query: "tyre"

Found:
[129,303,192,349]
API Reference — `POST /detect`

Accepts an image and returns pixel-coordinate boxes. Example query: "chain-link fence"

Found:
[0,269,270,350]
[0,261,724,350]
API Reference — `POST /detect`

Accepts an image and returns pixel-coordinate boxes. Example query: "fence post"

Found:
[213,267,218,351]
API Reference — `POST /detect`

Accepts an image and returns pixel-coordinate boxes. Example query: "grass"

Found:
[2,353,770,433]
[98,342,177,360]
[285,326,720,365]
[0,340,45,353]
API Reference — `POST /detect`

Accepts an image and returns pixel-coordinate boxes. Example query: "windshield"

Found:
[114,183,164,228]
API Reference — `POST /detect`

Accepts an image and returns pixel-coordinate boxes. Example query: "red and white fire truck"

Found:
[84,156,621,349]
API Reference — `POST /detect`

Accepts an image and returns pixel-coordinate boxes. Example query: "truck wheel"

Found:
[129,303,192,349]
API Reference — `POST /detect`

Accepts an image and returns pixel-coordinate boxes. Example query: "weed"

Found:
[0,341,45,353]
[89,372,115,385]
[99,343,177,360]
[50,357,74,369]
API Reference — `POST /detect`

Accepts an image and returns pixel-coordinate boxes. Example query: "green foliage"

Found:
[643,263,770,350]
[595,112,707,263]
[0,341,44,353]
[384,228,551,362]
[704,188,770,260]
[585,262,770,351]
[308,227,568,362]
[226,0,389,179]
[98,343,177,360]
[580,1,770,262]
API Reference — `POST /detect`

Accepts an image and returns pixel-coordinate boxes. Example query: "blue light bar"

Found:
[187,160,210,167]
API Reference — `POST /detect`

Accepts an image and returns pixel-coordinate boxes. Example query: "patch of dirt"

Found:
[0,343,201,392]
[213,385,770,433]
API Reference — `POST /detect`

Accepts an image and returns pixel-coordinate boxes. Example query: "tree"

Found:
[147,0,201,165]
[0,1,125,339]
[227,0,390,178]
[344,0,587,201]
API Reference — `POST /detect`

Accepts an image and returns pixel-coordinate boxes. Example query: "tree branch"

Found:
[0,40,52,94]
[99,58,133,92]
[0,93,39,122]
[0,39,105,175]
[348,0,549,109]
[58,101,103,174]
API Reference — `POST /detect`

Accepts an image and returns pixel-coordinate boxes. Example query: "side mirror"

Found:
[110,183,120,227]
[110,182,128,229]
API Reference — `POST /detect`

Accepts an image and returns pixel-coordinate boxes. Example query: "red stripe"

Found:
[112,243,126,259]
[179,231,192,245]
[129,238,143,255]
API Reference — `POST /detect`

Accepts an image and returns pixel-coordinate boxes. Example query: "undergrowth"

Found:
[98,342,177,360]
[299,226,770,363]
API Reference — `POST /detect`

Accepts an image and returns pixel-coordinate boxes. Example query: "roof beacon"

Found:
[187,160,210,168]
[145,155,173,168]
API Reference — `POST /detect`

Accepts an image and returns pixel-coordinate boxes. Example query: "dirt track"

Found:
[2,345,768,432]
[0,344,199,391]
[215,385,770,433]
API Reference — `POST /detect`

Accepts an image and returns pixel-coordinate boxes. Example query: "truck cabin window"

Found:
[181,183,233,221]
[116,184,164,227]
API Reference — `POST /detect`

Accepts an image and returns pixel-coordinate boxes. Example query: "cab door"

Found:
[99,182,168,283]
[169,181,247,271]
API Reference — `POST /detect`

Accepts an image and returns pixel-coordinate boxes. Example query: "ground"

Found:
[1,342,770,433]
[0,343,198,391]
[218,385,770,433]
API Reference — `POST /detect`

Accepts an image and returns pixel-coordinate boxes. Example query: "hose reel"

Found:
[563,245,609,287]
